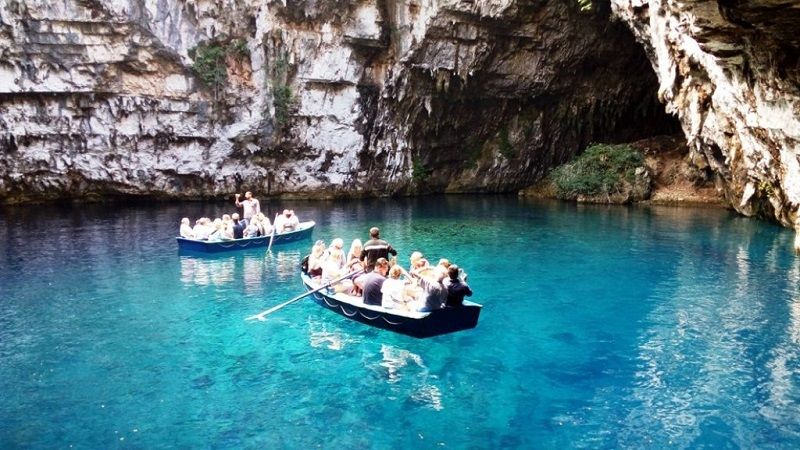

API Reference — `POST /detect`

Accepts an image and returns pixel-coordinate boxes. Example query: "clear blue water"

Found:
[2,196,800,448]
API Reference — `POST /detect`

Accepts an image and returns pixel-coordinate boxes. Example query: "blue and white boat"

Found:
[299,272,482,338]
[177,221,315,253]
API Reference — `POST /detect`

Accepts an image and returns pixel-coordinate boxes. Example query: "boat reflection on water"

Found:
[178,248,303,291]
[379,344,443,411]
[379,344,425,383]
[274,250,302,282]
[305,317,446,411]
[307,317,362,350]
[242,256,264,294]
[179,255,236,286]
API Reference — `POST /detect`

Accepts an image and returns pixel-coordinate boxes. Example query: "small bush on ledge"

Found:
[548,143,650,202]
[190,38,250,99]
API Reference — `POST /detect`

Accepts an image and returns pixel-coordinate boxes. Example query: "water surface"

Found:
[2,196,799,448]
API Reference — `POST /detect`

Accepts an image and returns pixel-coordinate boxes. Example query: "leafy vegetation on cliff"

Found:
[412,156,430,184]
[189,38,250,99]
[271,57,295,127]
[550,143,646,198]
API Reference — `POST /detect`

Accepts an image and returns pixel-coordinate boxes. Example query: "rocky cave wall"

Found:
[0,0,675,203]
[612,0,800,226]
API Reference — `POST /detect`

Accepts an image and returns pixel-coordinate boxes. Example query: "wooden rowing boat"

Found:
[300,272,482,338]
[177,221,315,253]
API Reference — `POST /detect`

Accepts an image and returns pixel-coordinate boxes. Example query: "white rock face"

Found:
[0,0,673,203]
[612,0,800,226]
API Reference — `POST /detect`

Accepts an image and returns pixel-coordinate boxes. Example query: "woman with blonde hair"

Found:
[328,238,346,270]
[180,218,195,238]
[381,265,413,310]
[346,239,364,271]
[321,245,353,293]
[307,240,326,278]
[207,219,231,242]
[255,212,273,236]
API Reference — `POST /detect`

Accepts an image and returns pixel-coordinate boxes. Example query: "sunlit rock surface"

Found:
[0,0,673,203]
[611,0,800,226]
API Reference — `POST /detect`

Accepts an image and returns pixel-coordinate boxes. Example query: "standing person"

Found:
[231,213,245,239]
[360,227,397,272]
[234,191,261,226]
[361,258,389,306]
[443,265,472,307]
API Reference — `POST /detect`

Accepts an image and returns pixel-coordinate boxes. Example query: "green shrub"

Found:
[190,38,250,99]
[498,126,516,159]
[270,57,294,126]
[273,84,293,126]
[412,156,430,184]
[465,144,482,169]
[191,42,227,94]
[229,39,249,58]
[550,143,644,197]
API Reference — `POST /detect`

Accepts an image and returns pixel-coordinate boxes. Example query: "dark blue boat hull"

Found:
[177,221,314,253]
[301,274,481,338]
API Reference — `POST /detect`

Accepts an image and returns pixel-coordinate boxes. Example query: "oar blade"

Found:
[246,268,364,322]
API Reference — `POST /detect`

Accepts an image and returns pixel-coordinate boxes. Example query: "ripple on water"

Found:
[2,199,800,447]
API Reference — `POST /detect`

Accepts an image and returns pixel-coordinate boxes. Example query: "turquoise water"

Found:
[2,196,800,448]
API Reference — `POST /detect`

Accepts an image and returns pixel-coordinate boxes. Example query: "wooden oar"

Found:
[266,213,279,252]
[246,269,364,321]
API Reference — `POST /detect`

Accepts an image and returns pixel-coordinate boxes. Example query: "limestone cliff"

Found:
[0,0,674,203]
[611,0,800,226]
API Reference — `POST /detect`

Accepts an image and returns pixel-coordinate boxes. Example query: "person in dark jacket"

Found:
[443,265,472,307]
[231,213,246,239]
[360,227,397,272]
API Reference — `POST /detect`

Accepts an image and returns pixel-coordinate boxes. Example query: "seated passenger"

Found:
[273,210,286,234]
[409,266,447,312]
[410,251,424,270]
[443,264,472,307]
[207,219,232,242]
[244,218,260,237]
[231,213,245,239]
[361,258,389,306]
[193,218,213,240]
[381,265,413,310]
[282,209,299,232]
[346,239,364,272]
[221,214,234,239]
[327,238,345,270]
[307,240,326,278]
[180,218,195,238]
[255,212,273,236]
[321,246,353,294]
